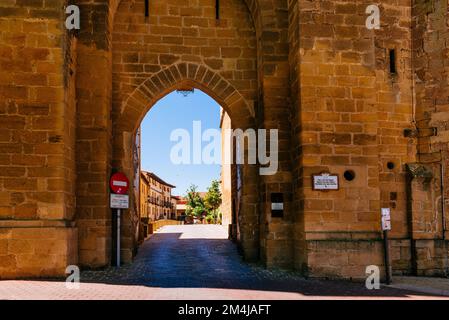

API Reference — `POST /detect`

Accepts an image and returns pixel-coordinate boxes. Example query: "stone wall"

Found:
[409,0,449,276]
[75,0,114,268]
[296,0,418,278]
[0,225,77,279]
[0,0,78,277]
[257,0,294,270]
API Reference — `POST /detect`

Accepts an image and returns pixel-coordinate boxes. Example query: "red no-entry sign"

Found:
[110,172,129,194]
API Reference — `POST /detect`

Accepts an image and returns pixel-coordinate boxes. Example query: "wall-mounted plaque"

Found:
[312,173,339,191]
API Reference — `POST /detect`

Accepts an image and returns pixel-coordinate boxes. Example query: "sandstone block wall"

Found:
[407,0,449,276]
[0,0,78,277]
[0,225,77,279]
[293,0,430,279]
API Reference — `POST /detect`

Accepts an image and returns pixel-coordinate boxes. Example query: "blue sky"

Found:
[140,89,222,196]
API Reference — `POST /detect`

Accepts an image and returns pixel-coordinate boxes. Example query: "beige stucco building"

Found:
[220,110,236,230]
[171,196,180,220]
[140,171,176,222]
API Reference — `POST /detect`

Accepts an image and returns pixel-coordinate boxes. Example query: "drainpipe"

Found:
[406,164,440,275]
[405,165,418,275]
[440,151,446,240]
[440,152,449,275]
[383,228,392,284]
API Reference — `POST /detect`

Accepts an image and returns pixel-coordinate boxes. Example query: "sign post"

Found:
[117,209,121,267]
[110,173,130,268]
[381,208,392,284]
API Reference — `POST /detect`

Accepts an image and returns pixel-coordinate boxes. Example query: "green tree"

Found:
[204,180,222,224]
[185,184,206,219]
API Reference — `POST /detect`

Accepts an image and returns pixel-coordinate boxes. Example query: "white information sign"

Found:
[110,194,129,209]
[313,173,339,190]
[381,208,391,231]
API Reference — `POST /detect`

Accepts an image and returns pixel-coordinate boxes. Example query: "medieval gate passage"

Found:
[74,0,293,271]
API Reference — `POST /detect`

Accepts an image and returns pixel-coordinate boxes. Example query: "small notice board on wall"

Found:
[381,208,392,231]
[312,173,339,191]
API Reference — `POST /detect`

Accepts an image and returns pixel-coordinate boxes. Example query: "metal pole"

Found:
[117,209,121,267]
[440,157,446,240]
[383,230,392,284]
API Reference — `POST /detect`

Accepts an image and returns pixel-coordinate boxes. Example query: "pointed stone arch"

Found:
[116,62,255,135]
[111,61,258,192]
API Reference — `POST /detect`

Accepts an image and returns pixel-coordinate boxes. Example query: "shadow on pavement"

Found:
[80,231,437,298]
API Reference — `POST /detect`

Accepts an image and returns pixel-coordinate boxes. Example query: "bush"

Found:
[205,215,214,224]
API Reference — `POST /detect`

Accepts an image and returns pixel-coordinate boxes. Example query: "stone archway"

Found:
[112,62,260,263]
[74,0,292,270]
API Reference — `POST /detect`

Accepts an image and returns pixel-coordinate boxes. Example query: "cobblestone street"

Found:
[0,225,447,300]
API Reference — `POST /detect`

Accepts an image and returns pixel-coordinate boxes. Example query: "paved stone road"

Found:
[0,225,447,300]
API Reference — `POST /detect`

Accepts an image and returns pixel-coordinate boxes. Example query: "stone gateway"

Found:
[1,0,449,280]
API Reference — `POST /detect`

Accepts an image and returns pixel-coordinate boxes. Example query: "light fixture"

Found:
[176,88,195,97]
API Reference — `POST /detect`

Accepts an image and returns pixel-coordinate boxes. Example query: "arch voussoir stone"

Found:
[119,62,255,133]
[142,80,159,97]
[136,85,154,102]
[185,64,195,79]
[131,88,150,107]
[169,69,182,84]
[222,86,236,101]
[156,72,171,89]
[194,66,208,83]
[177,63,188,79]
[162,69,176,85]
